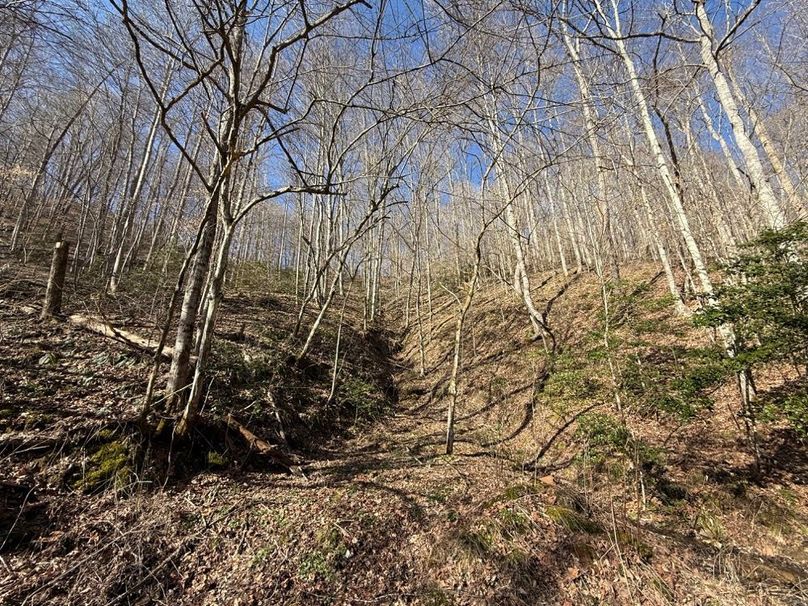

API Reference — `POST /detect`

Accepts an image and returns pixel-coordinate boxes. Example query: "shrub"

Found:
[696,221,808,435]
[339,377,387,422]
[576,412,663,469]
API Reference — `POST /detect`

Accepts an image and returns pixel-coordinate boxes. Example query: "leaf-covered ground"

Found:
[1,263,807,605]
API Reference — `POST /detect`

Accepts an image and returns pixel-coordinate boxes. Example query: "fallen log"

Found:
[18,303,176,361]
[66,314,173,360]
[224,414,303,475]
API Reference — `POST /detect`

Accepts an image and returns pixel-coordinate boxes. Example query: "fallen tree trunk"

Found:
[19,304,178,361]
[224,415,302,474]
[65,314,174,360]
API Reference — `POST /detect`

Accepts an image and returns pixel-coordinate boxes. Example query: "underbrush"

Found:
[3,247,807,605]
[0,275,398,514]
[401,262,808,603]
[204,310,396,452]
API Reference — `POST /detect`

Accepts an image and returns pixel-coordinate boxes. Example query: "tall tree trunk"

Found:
[694,0,787,229]
[163,195,219,417]
[177,220,235,435]
[727,72,806,216]
[108,100,162,292]
[561,25,620,280]
[600,0,713,297]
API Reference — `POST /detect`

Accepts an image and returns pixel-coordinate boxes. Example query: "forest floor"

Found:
[1,260,807,605]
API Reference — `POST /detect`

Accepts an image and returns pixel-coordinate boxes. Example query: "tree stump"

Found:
[41,240,70,319]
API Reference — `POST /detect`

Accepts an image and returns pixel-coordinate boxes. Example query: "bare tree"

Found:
[113,0,370,434]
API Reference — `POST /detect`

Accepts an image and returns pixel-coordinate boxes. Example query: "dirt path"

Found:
[226,350,573,605]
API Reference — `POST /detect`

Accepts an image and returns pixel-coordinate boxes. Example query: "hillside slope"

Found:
[1,265,807,605]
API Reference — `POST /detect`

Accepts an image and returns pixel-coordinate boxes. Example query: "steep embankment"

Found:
[2,265,807,605]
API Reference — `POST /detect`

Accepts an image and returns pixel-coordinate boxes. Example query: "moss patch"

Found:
[73,440,132,492]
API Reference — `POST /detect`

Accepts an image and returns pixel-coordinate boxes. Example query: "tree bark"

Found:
[694,0,787,229]
[41,240,70,319]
